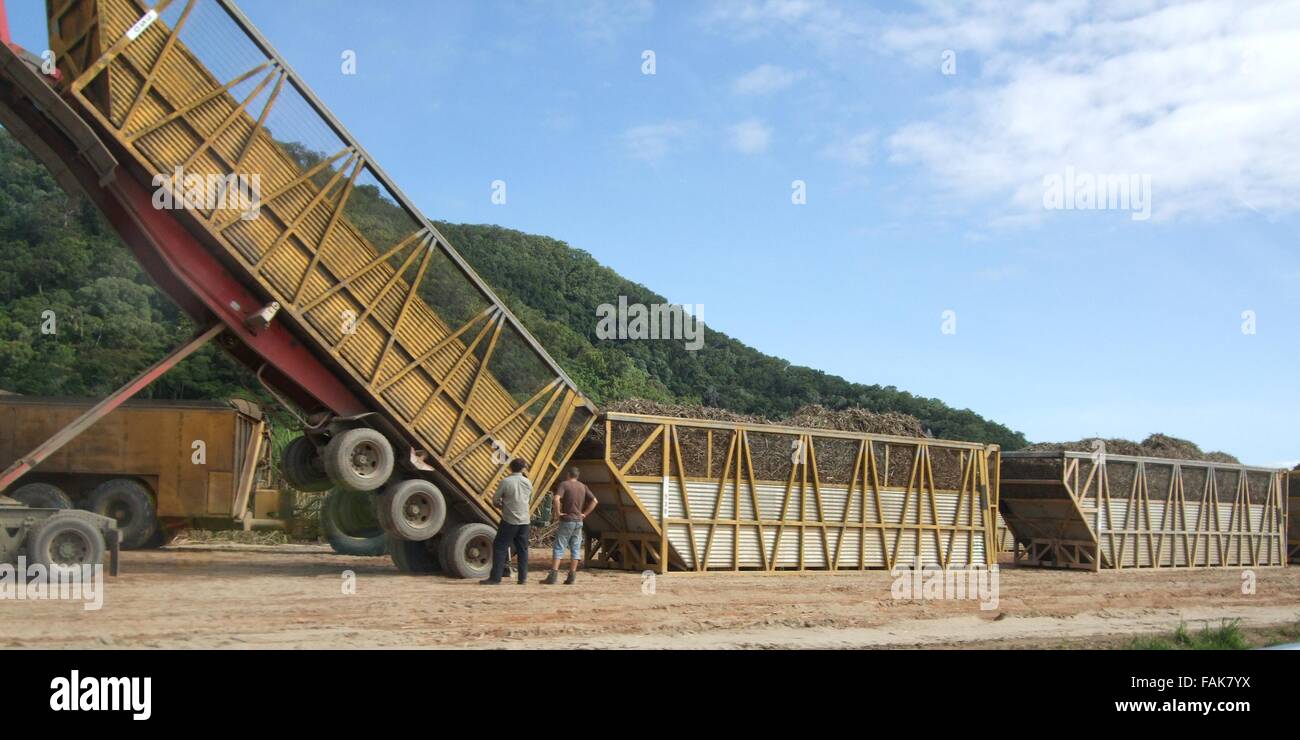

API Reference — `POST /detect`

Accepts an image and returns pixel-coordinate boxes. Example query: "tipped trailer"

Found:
[567,413,1001,573]
[0,0,595,578]
[1000,451,1288,570]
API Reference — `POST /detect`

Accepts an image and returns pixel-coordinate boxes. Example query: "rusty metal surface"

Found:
[0,324,224,494]
[48,0,595,519]
[0,394,254,519]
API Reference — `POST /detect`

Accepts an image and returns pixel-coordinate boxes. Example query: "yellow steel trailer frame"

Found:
[995,511,1016,557]
[566,413,1001,573]
[1289,471,1299,564]
[1001,451,1288,571]
[47,0,596,519]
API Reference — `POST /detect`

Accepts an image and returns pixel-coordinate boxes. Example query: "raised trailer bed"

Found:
[1000,451,1287,570]
[564,413,1000,573]
[0,0,597,577]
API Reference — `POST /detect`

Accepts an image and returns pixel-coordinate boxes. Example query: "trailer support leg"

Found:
[0,324,225,493]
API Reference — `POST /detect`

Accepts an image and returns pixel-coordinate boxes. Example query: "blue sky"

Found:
[8,1,1300,464]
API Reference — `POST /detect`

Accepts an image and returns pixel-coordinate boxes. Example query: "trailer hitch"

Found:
[243,301,280,334]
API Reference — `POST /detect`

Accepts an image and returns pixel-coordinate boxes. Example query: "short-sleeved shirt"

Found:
[554,479,597,522]
[494,473,532,526]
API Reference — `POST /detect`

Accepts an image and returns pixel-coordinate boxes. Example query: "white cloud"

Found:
[822,130,874,167]
[729,119,772,154]
[880,0,1089,60]
[884,0,1300,221]
[706,1,1300,222]
[733,63,804,95]
[621,121,692,162]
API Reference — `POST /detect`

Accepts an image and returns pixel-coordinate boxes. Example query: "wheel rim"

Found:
[464,533,492,568]
[49,529,92,566]
[349,441,382,479]
[402,493,432,527]
[106,499,135,527]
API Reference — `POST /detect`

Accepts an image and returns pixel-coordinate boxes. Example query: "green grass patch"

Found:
[1126,618,1300,650]
[1127,619,1249,650]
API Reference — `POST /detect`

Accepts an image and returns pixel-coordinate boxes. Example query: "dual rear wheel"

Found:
[280,427,496,579]
[387,521,495,580]
[283,428,395,493]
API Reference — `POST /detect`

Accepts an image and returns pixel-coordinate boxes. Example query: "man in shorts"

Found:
[540,466,597,585]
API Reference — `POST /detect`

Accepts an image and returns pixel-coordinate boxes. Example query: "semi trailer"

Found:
[569,412,1001,572]
[0,395,288,548]
[0,0,596,578]
[1000,450,1288,570]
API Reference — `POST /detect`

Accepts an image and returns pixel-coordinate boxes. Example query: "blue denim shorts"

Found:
[553,520,583,559]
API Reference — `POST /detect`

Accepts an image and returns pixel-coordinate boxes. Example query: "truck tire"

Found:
[377,479,446,542]
[86,478,157,550]
[323,428,394,492]
[139,527,174,549]
[388,535,441,574]
[439,522,496,580]
[27,513,106,570]
[11,482,73,509]
[282,436,331,492]
[321,489,387,557]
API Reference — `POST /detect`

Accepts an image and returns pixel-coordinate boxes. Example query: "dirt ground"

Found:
[3,545,1298,649]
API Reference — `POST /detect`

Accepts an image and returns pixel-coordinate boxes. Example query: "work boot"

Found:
[478,578,502,585]
[540,570,558,585]
[564,571,576,585]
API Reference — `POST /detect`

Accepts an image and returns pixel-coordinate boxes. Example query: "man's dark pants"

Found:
[490,522,529,583]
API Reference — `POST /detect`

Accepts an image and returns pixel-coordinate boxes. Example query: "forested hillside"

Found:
[0,129,1026,448]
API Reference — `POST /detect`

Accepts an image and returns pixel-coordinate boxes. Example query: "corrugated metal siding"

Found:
[996,511,1016,554]
[609,416,998,571]
[1003,452,1287,569]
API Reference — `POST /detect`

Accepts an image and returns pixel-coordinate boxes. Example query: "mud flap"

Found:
[106,528,121,577]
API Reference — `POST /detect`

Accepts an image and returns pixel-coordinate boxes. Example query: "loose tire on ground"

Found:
[439,522,496,580]
[388,535,442,574]
[323,428,394,492]
[377,479,446,541]
[282,436,331,492]
[10,482,73,509]
[86,478,157,550]
[321,489,387,557]
[26,513,106,570]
